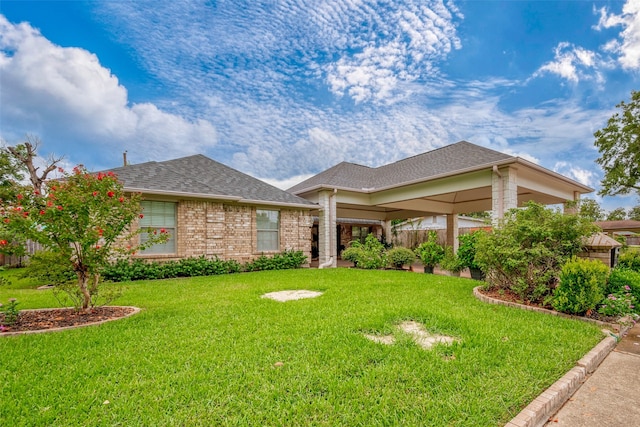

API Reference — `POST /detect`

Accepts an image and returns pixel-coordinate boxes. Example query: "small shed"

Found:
[579,232,623,268]
[594,220,640,246]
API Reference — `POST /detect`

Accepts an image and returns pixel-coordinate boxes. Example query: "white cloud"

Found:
[322,1,462,103]
[553,161,597,188]
[534,42,601,83]
[0,15,217,164]
[533,0,640,83]
[595,0,640,70]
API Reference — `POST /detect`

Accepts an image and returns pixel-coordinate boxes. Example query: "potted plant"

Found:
[387,246,416,270]
[414,231,445,274]
[439,246,464,276]
[457,231,485,280]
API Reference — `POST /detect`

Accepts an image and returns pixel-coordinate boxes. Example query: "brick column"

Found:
[318,190,337,267]
[446,214,459,252]
[492,166,518,223]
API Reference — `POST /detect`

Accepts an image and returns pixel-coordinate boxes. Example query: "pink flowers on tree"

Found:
[0,166,169,311]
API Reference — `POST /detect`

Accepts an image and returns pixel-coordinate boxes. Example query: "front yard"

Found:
[0,268,603,426]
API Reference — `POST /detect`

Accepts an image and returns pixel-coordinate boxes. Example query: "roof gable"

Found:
[106,154,316,207]
[288,141,514,193]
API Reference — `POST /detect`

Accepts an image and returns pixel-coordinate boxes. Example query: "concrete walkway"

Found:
[543,322,640,427]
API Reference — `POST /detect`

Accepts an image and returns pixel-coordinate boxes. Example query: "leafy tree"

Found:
[475,201,598,303]
[594,90,640,196]
[0,137,63,259]
[578,198,604,222]
[606,207,627,221]
[0,166,167,311]
[629,204,640,221]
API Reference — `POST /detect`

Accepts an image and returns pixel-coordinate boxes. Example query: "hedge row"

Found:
[99,250,308,282]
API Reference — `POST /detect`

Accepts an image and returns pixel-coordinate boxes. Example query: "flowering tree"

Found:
[0,166,167,311]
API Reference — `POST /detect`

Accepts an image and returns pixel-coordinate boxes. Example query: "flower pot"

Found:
[469,268,485,281]
[424,266,434,274]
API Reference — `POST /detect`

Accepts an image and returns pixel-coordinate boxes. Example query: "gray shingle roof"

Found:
[288,141,514,193]
[104,154,316,207]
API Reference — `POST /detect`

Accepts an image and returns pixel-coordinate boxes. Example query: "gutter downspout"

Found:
[318,257,334,269]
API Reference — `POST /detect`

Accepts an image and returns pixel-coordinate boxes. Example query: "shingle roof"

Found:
[594,220,640,232]
[288,141,514,193]
[104,154,316,207]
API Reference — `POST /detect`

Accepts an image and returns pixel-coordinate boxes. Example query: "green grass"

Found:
[0,268,603,426]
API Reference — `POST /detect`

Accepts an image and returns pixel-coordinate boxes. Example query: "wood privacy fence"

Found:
[391,227,488,249]
[0,240,44,266]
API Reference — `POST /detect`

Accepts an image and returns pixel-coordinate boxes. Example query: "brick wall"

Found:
[140,200,312,266]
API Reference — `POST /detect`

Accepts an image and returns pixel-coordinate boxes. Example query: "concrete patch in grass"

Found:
[364,320,459,350]
[261,290,323,302]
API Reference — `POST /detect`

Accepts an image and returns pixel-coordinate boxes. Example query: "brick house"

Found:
[107,155,316,265]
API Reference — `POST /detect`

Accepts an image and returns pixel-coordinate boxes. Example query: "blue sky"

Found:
[1,0,639,213]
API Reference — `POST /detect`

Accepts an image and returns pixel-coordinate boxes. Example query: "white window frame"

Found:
[139,201,177,255]
[256,209,280,252]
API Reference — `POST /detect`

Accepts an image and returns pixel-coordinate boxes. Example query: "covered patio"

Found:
[288,141,594,267]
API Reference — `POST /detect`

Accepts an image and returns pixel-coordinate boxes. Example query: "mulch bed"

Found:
[477,286,620,324]
[0,306,137,334]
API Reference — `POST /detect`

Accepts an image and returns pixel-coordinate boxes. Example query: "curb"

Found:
[504,337,616,427]
[471,287,628,427]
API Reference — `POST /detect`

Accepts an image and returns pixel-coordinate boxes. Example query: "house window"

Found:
[139,201,176,254]
[257,209,279,252]
[352,226,370,244]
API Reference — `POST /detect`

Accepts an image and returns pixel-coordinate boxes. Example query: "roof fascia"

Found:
[239,198,317,209]
[124,187,241,202]
[125,187,317,209]
[512,157,594,192]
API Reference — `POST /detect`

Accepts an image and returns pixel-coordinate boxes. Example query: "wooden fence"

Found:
[391,227,488,249]
[0,240,44,266]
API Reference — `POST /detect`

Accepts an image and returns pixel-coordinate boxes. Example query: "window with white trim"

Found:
[257,209,279,252]
[139,201,176,254]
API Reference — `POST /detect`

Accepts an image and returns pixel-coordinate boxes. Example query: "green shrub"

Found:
[457,231,484,270]
[243,250,307,272]
[102,256,243,282]
[607,268,640,304]
[617,250,640,272]
[550,258,609,315]
[415,231,445,268]
[439,246,464,273]
[475,201,597,303]
[0,298,20,326]
[22,250,76,285]
[341,246,363,267]
[341,234,386,269]
[386,247,416,269]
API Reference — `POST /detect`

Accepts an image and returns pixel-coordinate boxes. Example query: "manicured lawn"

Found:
[1,268,603,426]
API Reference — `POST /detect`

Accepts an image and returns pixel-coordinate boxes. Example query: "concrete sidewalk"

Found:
[544,322,640,427]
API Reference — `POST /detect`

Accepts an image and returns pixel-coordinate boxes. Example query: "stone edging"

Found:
[1,306,141,336]
[472,286,629,427]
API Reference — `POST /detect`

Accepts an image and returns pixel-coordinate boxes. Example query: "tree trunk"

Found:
[77,271,92,312]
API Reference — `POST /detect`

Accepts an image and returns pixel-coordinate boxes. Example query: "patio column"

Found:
[446,214,459,252]
[564,191,580,215]
[491,166,518,223]
[384,220,393,245]
[318,189,337,268]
